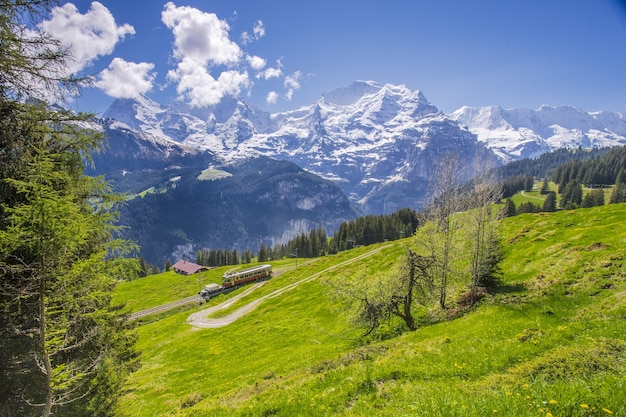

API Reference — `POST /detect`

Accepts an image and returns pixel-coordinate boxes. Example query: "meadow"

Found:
[115,203,626,416]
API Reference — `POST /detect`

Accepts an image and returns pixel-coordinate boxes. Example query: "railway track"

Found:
[128,295,200,320]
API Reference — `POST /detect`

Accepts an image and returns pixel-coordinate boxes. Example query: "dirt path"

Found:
[187,245,390,329]
[520,190,544,201]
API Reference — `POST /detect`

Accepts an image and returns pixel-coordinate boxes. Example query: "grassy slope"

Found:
[116,204,626,417]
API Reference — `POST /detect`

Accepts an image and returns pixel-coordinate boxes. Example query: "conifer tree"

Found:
[0,3,138,415]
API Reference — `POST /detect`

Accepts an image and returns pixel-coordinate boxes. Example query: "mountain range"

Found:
[90,81,626,264]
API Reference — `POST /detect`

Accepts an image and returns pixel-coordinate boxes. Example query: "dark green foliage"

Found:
[196,248,249,267]
[0,3,138,415]
[609,170,626,204]
[501,174,534,198]
[517,201,541,214]
[541,191,557,212]
[581,188,605,208]
[496,147,614,180]
[327,208,420,253]
[539,179,549,194]
[559,179,583,209]
[502,198,517,217]
[552,146,626,187]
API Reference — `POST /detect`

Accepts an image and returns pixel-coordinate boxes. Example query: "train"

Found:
[199,264,273,301]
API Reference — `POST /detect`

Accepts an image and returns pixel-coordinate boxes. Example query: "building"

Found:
[172,260,208,276]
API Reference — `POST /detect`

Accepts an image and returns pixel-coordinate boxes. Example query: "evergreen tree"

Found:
[540,179,550,194]
[542,191,557,212]
[609,170,626,204]
[0,3,138,415]
[581,188,605,208]
[502,198,517,217]
[560,179,583,209]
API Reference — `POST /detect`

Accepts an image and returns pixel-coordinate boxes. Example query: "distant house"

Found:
[172,260,208,276]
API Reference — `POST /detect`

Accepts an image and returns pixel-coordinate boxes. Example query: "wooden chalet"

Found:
[172,260,208,276]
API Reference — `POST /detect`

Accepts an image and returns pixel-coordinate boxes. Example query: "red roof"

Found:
[172,260,207,275]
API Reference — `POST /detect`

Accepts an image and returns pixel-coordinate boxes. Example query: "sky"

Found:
[39,0,626,115]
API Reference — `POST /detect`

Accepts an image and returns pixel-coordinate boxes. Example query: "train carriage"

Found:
[222,264,272,288]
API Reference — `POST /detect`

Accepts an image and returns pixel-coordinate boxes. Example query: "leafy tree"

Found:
[326,250,435,336]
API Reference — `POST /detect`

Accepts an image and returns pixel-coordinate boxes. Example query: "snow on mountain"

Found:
[101,82,499,213]
[450,105,626,162]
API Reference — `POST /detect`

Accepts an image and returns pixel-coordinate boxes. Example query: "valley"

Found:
[114,202,626,417]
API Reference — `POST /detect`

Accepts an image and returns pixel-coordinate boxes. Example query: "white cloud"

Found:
[253,20,265,39]
[284,71,302,101]
[266,91,278,104]
[284,71,302,90]
[241,19,265,44]
[39,2,135,74]
[167,58,249,107]
[257,67,282,80]
[162,2,241,66]
[162,2,251,107]
[247,55,266,70]
[95,58,156,98]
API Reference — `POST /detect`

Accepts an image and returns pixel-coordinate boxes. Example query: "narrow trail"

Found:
[187,245,391,329]
[520,190,544,202]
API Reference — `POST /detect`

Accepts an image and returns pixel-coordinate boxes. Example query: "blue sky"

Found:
[47,0,626,115]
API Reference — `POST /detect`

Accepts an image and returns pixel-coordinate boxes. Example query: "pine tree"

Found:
[542,191,557,212]
[0,3,138,415]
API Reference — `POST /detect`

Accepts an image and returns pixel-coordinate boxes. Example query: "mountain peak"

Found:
[322,80,382,106]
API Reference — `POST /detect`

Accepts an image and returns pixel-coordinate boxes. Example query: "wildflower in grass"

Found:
[549,399,557,404]
[581,404,589,409]
[602,409,612,414]
[546,413,554,417]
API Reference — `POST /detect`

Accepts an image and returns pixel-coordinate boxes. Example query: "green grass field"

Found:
[114,204,626,416]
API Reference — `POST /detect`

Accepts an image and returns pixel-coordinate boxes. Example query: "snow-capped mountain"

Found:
[450,105,626,162]
[103,81,498,213]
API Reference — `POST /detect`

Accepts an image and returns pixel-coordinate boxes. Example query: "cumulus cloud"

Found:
[39,1,135,74]
[167,58,249,107]
[247,55,266,70]
[162,2,251,107]
[266,91,278,104]
[95,58,156,98]
[162,2,241,66]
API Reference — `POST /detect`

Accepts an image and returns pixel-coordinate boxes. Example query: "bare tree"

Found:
[426,155,466,309]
